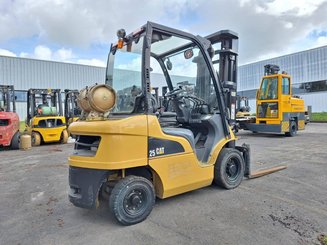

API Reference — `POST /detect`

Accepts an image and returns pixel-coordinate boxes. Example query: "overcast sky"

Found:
[0,0,326,66]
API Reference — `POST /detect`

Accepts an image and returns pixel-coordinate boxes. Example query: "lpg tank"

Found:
[20,133,31,150]
[77,84,116,119]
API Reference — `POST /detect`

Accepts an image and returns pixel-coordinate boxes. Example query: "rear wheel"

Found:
[32,132,41,146]
[11,131,20,150]
[214,148,245,189]
[285,121,297,137]
[109,176,155,225]
[60,129,69,144]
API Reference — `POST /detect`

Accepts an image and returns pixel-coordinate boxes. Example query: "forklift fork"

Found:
[236,143,287,179]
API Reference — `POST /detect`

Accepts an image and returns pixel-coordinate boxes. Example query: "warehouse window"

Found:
[237,89,257,99]
[295,80,327,93]
[15,90,27,102]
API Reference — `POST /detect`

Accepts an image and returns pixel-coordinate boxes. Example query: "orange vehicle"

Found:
[0,85,20,149]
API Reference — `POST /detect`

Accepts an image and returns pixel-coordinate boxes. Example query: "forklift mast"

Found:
[64,89,80,120]
[0,85,16,112]
[206,30,238,125]
[27,88,63,123]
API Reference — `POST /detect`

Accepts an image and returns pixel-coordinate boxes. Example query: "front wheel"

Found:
[11,131,20,150]
[285,121,297,137]
[214,148,245,189]
[60,129,69,144]
[109,176,155,226]
[32,132,41,146]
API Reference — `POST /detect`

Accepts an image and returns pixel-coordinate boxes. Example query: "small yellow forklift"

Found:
[26,88,68,145]
[241,65,305,136]
[68,22,280,225]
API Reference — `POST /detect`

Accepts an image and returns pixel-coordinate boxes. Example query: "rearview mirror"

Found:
[184,49,194,59]
[152,32,172,43]
[166,58,172,70]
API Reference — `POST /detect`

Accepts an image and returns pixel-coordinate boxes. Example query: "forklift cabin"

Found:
[26,88,68,145]
[0,85,17,113]
[68,22,250,225]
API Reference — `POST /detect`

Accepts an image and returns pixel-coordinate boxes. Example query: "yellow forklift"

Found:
[64,89,81,127]
[26,88,68,146]
[68,22,281,225]
[242,65,305,136]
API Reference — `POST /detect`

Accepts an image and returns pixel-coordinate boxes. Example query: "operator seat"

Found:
[162,127,195,150]
[173,100,191,124]
[194,114,225,162]
[132,94,158,113]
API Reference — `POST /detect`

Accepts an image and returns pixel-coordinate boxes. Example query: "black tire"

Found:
[11,131,20,150]
[109,175,155,225]
[60,129,68,144]
[214,148,245,189]
[32,132,41,146]
[285,121,297,137]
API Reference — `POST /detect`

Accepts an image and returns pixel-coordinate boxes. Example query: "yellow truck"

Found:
[243,64,305,136]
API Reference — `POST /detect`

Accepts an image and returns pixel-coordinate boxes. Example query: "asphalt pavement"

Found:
[0,123,326,245]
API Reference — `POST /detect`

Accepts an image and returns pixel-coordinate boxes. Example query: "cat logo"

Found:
[149,147,165,157]
[156,147,165,155]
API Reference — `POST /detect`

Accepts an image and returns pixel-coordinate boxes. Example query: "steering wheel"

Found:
[165,87,184,97]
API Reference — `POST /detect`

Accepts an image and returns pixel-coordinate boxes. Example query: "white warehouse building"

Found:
[0,56,106,119]
[238,45,327,113]
[1,45,326,120]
